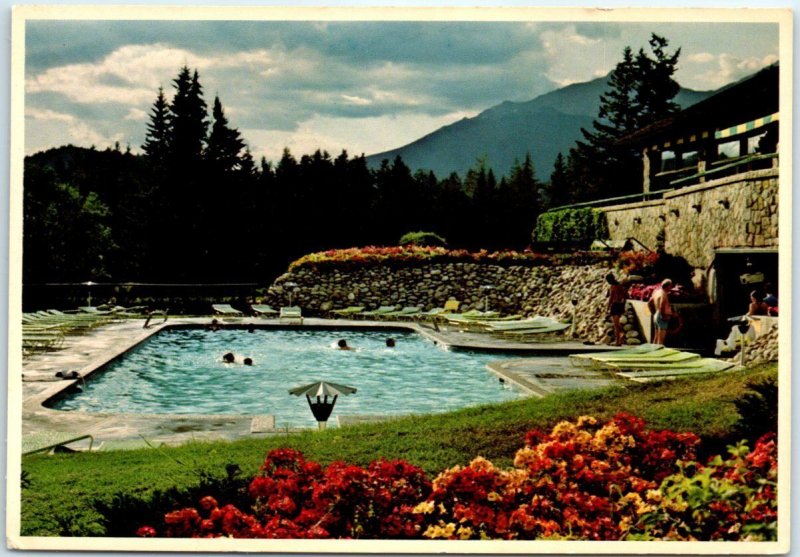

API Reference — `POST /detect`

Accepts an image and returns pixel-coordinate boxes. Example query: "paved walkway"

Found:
[17,316,622,451]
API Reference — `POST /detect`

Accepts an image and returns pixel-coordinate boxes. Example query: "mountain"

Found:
[365,75,714,180]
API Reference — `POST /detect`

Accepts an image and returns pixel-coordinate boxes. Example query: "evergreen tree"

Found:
[635,34,681,127]
[169,67,208,166]
[206,96,246,173]
[545,152,571,209]
[569,35,681,200]
[141,87,171,165]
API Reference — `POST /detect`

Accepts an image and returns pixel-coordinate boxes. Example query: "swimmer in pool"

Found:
[386,338,396,348]
[222,352,235,363]
[337,339,354,350]
[243,357,253,366]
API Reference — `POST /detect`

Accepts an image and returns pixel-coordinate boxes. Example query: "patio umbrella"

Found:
[289,381,357,430]
[288,381,357,398]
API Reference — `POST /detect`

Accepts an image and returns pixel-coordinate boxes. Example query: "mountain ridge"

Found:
[366,74,715,179]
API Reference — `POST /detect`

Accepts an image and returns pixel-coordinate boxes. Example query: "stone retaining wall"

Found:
[600,169,779,268]
[264,262,640,343]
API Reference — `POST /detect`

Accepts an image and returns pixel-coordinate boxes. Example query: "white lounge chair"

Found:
[279,306,304,324]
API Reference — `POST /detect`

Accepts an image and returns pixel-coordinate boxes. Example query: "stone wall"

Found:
[599,168,779,268]
[264,262,639,343]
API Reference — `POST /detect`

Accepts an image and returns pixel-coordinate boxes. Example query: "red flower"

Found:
[136,525,157,537]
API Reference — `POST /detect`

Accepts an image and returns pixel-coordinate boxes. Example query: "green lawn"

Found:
[20,362,776,536]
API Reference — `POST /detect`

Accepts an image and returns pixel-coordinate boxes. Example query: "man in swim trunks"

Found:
[651,278,674,345]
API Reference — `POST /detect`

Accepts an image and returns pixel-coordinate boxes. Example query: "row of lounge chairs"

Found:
[22,305,147,353]
[212,304,303,324]
[328,302,569,338]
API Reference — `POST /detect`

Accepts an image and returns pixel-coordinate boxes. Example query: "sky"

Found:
[22,15,780,163]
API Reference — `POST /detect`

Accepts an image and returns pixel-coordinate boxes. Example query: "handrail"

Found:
[670,153,778,187]
[548,187,675,211]
[143,309,169,329]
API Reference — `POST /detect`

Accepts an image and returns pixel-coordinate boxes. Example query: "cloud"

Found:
[688,53,778,89]
[243,109,476,163]
[687,52,715,64]
[23,20,780,157]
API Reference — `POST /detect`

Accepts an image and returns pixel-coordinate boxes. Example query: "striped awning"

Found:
[715,112,779,140]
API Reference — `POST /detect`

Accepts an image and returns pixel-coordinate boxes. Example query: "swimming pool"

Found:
[51,327,523,428]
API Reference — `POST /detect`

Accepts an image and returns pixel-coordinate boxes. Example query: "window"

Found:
[717,140,739,160]
[660,150,676,172]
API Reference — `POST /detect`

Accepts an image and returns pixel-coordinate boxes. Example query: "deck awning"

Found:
[715,112,779,140]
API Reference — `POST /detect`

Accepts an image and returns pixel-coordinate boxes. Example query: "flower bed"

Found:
[288,246,611,272]
[136,415,777,541]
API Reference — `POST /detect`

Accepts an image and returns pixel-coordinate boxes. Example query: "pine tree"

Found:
[635,34,681,127]
[569,36,681,200]
[169,67,208,166]
[141,87,171,165]
[545,152,571,209]
[206,96,246,173]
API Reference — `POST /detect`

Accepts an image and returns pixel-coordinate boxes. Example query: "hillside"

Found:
[366,75,713,179]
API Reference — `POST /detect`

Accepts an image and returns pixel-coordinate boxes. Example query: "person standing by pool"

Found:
[605,273,627,346]
[650,279,674,345]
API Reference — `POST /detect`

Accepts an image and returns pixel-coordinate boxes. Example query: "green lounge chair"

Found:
[359,306,398,319]
[251,304,279,316]
[212,304,243,316]
[416,300,461,321]
[380,306,422,319]
[331,306,365,318]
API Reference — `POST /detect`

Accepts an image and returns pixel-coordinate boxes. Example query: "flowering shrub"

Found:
[136,417,777,541]
[626,282,695,302]
[629,433,778,541]
[616,250,660,277]
[138,448,430,539]
[288,245,610,272]
[415,414,700,540]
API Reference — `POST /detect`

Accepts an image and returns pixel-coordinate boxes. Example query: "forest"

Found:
[23,35,682,287]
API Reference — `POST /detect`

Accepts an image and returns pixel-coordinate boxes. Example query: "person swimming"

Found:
[386,338,396,348]
[243,357,253,366]
[222,352,235,363]
[337,339,353,350]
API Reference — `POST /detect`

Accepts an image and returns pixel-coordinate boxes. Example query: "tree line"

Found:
[23,35,681,285]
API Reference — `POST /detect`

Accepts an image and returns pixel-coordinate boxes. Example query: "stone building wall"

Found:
[599,169,779,268]
[601,200,664,253]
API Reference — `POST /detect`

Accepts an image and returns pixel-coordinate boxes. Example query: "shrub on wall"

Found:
[287,246,611,272]
[398,231,448,247]
[533,208,609,246]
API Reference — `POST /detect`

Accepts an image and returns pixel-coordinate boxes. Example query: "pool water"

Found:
[52,328,523,427]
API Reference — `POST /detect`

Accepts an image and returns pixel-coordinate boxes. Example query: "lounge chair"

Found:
[331,306,365,318]
[381,306,422,320]
[416,299,461,321]
[251,304,279,316]
[22,432,95,456]
[212,304,243,316]
[279,306,304,324]
[358,306,398,319]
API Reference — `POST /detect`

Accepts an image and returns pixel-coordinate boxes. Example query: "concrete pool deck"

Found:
[18,316,624,451]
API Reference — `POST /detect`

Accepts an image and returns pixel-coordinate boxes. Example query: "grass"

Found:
[20,362,777,536]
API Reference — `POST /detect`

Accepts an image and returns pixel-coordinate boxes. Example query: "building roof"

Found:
[619,63,779,148]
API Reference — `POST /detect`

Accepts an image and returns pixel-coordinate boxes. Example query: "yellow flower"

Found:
[457,526,474,540]
[645,489,663,504]
[423,522,457,539]
[552,420,578,438]
[576,415,598,428]
[487,491,502,502]
[413,501,435,515]
[469,456,495,472]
